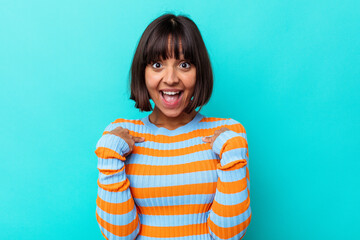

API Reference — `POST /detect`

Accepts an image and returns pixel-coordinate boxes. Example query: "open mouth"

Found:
[159,90,184,107]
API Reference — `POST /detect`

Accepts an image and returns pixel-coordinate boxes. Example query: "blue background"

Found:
[1,0,359,239]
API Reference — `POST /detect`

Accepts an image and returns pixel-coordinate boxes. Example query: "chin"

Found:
[160,108,186,118]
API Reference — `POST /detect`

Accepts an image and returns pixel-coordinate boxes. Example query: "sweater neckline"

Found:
[141,111,204,135]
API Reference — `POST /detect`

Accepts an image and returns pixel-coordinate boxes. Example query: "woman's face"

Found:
[145,54,196,118]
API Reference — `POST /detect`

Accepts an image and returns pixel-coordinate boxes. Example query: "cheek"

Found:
[145,79,159,93]
[145,70,159,91]
[183,71,196,90]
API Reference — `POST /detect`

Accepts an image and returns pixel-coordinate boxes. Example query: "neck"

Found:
[149,107,198,130]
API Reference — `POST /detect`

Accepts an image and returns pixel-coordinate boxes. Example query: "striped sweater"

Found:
[95,111,251,240]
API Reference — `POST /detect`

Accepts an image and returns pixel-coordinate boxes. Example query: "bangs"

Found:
[130,14,213,113]
[144,28,196,65]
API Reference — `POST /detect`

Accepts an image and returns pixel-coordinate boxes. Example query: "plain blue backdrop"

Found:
[0,0,359,239]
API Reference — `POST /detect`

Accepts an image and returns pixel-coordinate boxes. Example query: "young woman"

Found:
[95,13,251,240]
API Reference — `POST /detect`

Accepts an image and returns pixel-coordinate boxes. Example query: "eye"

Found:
[151,62,162,69]
[179,62,191,69]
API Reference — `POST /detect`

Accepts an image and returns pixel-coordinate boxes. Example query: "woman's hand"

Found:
[202,127,230,148]
[108,126,145,157]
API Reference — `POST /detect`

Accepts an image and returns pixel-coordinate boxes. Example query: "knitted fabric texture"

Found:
[95,112,251,240]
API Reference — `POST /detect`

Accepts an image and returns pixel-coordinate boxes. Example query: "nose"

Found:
[163,67,179,85]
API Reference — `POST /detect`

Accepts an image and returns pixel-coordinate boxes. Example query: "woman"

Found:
[95,13,251,240]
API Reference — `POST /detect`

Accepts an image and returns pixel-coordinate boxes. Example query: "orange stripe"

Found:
[97,178,130,192]
[125,159,218,175]
[139,203,212,215]
[95,147,126,161]
[99,168,122,175]
[217,176,247,194]
[140,223,208,238]
[112,119,145,125]
[110,116,242,127]
[133,143,210,157]
[229,122,246,133]
[200,117,229,122]
[219,135,247,158]
[223,135,248,150]
[223,123,246,134]
[200,117,231,122]
[246,166,250,181]
[103,124,245,143]
[211,189,250,217]
[102,119,245,138]
[131,126,244,143]
[217,160,247,171]
[99,165,125,175]
[208,212,251,239]
[131,182,217,198]
[96,211,139,237]
[96,196,135,215]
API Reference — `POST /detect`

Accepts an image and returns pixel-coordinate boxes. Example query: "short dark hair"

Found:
[129,13,213,113]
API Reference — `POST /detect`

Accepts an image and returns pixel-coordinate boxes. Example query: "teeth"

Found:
[162,91,180,95]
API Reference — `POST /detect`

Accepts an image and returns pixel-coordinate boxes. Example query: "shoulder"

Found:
[101,117,145,135]
[226,118,247,134]
[200,115,246,134]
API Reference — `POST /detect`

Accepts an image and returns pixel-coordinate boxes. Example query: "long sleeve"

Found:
[207,122,252,240]
[95,124,141,240]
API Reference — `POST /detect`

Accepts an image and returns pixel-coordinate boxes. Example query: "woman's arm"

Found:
[95,123,141,240]
[206,121,252,240]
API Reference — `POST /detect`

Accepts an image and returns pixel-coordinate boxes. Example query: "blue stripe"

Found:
[212,130,241,155]
[126,150,219,166]
[97,221,140,240]
[127,170,217,188]
[95,116,251,240]
[209,226,248,240]
[134,133,245,150]
[209,206,251,228]
[97,157,125,170]
[98,170,126,185]
[136,136,204,150]
[97,187,132,204]
[220,148,248,167]
[106,117,240,137]
[137,234,213,240]
[96,206,137,226]
[96,134,130,157]
[134,194,215,207]
[105,122,143,132]
[213,188,248,206]
[139,213,207,227]
[217,165,247,182]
